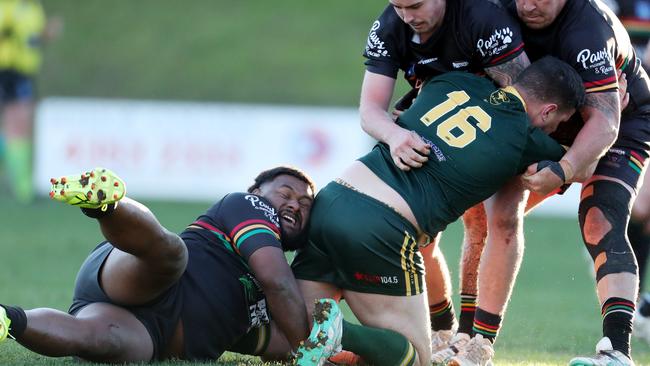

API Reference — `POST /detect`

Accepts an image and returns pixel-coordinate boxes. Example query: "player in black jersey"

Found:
[476,0,648,364]
[0,166,316,363]
[361,0,540,354]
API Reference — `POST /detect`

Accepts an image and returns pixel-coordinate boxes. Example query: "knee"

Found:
[155,230,188,279]
[579,181,637,280]
[75,319,127,361]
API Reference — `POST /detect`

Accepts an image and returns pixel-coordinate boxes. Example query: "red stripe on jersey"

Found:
[230,219,280,238]
[192,220,230,239]
[489,43,524,64]
[584,75,617,88]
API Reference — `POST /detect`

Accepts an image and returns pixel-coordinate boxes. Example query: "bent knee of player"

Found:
[581,207,613,245]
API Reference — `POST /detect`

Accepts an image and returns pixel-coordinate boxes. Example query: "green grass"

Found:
[1,195,649,365]
[38,1,393,106]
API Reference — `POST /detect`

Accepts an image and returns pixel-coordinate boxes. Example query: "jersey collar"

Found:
[502,86,527,112]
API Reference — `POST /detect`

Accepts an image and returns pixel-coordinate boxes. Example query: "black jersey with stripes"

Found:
[177,192,283,359]
[182,192,283,264]
[503,0,650,113]
[363,0,525,84]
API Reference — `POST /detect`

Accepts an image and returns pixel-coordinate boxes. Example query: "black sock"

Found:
[1,304,27,339]
[602,297,634,357]
[429,298,457,331]
[81,202,118,219]
[458,293,477,335]
[473,307,501,343]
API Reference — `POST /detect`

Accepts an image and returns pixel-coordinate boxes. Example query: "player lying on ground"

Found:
[288,56,585,366]
[0,166,318,363]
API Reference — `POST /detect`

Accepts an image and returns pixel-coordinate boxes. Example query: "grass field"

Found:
[0,195,649,365]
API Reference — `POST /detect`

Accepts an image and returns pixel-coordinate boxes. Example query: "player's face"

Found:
[515,0,567,29]
[257,174,314,250]
[390,0,446,39]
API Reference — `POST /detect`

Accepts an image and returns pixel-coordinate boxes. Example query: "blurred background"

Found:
[0,1,647,364]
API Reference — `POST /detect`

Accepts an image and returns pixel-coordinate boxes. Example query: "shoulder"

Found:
[213,193,281,228]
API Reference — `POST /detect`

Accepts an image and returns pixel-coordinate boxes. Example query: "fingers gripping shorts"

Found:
[292,182,425,296]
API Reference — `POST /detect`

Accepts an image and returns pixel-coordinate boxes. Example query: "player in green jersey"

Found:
[291,56,585,366]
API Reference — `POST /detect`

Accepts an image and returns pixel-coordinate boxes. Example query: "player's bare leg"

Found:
[50,168,188,304]
[0,168,188,362]
[477,178,528,338]
[343,290,431,366]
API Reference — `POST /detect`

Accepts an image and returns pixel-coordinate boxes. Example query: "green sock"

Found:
[341,320,416,366]
[5,138,33,203]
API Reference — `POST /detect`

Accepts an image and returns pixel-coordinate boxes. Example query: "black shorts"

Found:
[0,70,34,103]
[69,241,183,361]
[594,111,650,191]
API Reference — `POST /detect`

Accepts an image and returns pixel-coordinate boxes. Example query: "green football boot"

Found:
[0,306,11,342]
[294,298,343,366]
[49,167,126,210]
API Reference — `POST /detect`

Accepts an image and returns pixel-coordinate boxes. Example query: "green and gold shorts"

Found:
[291,181,424,296]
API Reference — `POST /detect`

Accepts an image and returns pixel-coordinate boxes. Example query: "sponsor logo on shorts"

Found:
[576,47,614,75]
[418,57,439,65]
[452,61,469,68]
[354,272,399,285]
[365,20,390,58]
[244,194,280,227]
[476,27,513,57]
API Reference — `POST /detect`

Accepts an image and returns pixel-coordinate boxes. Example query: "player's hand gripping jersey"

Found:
[359,72,565,235]
[364,0,525,84]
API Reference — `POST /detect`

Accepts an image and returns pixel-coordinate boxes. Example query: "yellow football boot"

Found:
[49,167,126,210]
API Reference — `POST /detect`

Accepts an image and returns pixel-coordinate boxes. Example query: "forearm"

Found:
[564,92,620,181]
[265,282,309,349]
[359,103,402,143]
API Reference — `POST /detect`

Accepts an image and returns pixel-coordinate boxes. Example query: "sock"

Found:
[429,298,457,331]
[81,202,118,219]
[628,219,650,290]
[341,320,416,366]
[1,304,27,339]
[458,293,477,335]
[602,297,634,357]
[472,307,501,343]
[5,138,33,203]
[640,293,650,317]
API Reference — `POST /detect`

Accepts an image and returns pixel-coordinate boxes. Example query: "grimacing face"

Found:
[389,0,446,39]
[515,0,567,29]
[253,174,314,250]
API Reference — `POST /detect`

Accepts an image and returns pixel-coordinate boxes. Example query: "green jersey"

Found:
[359,72,565,235]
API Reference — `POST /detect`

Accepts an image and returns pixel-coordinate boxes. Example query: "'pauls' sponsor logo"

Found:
[244,195,279,227]
[366,20,390,58]
[576,47,614,75]
[476,27,513,57]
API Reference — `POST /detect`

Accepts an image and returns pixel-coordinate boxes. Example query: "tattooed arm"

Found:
[523,91,620,194]
[484,52,531,87]
[565,91,620,180]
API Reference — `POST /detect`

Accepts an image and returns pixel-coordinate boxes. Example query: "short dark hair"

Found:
[514,56,586,113]
[247,166,316,194]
